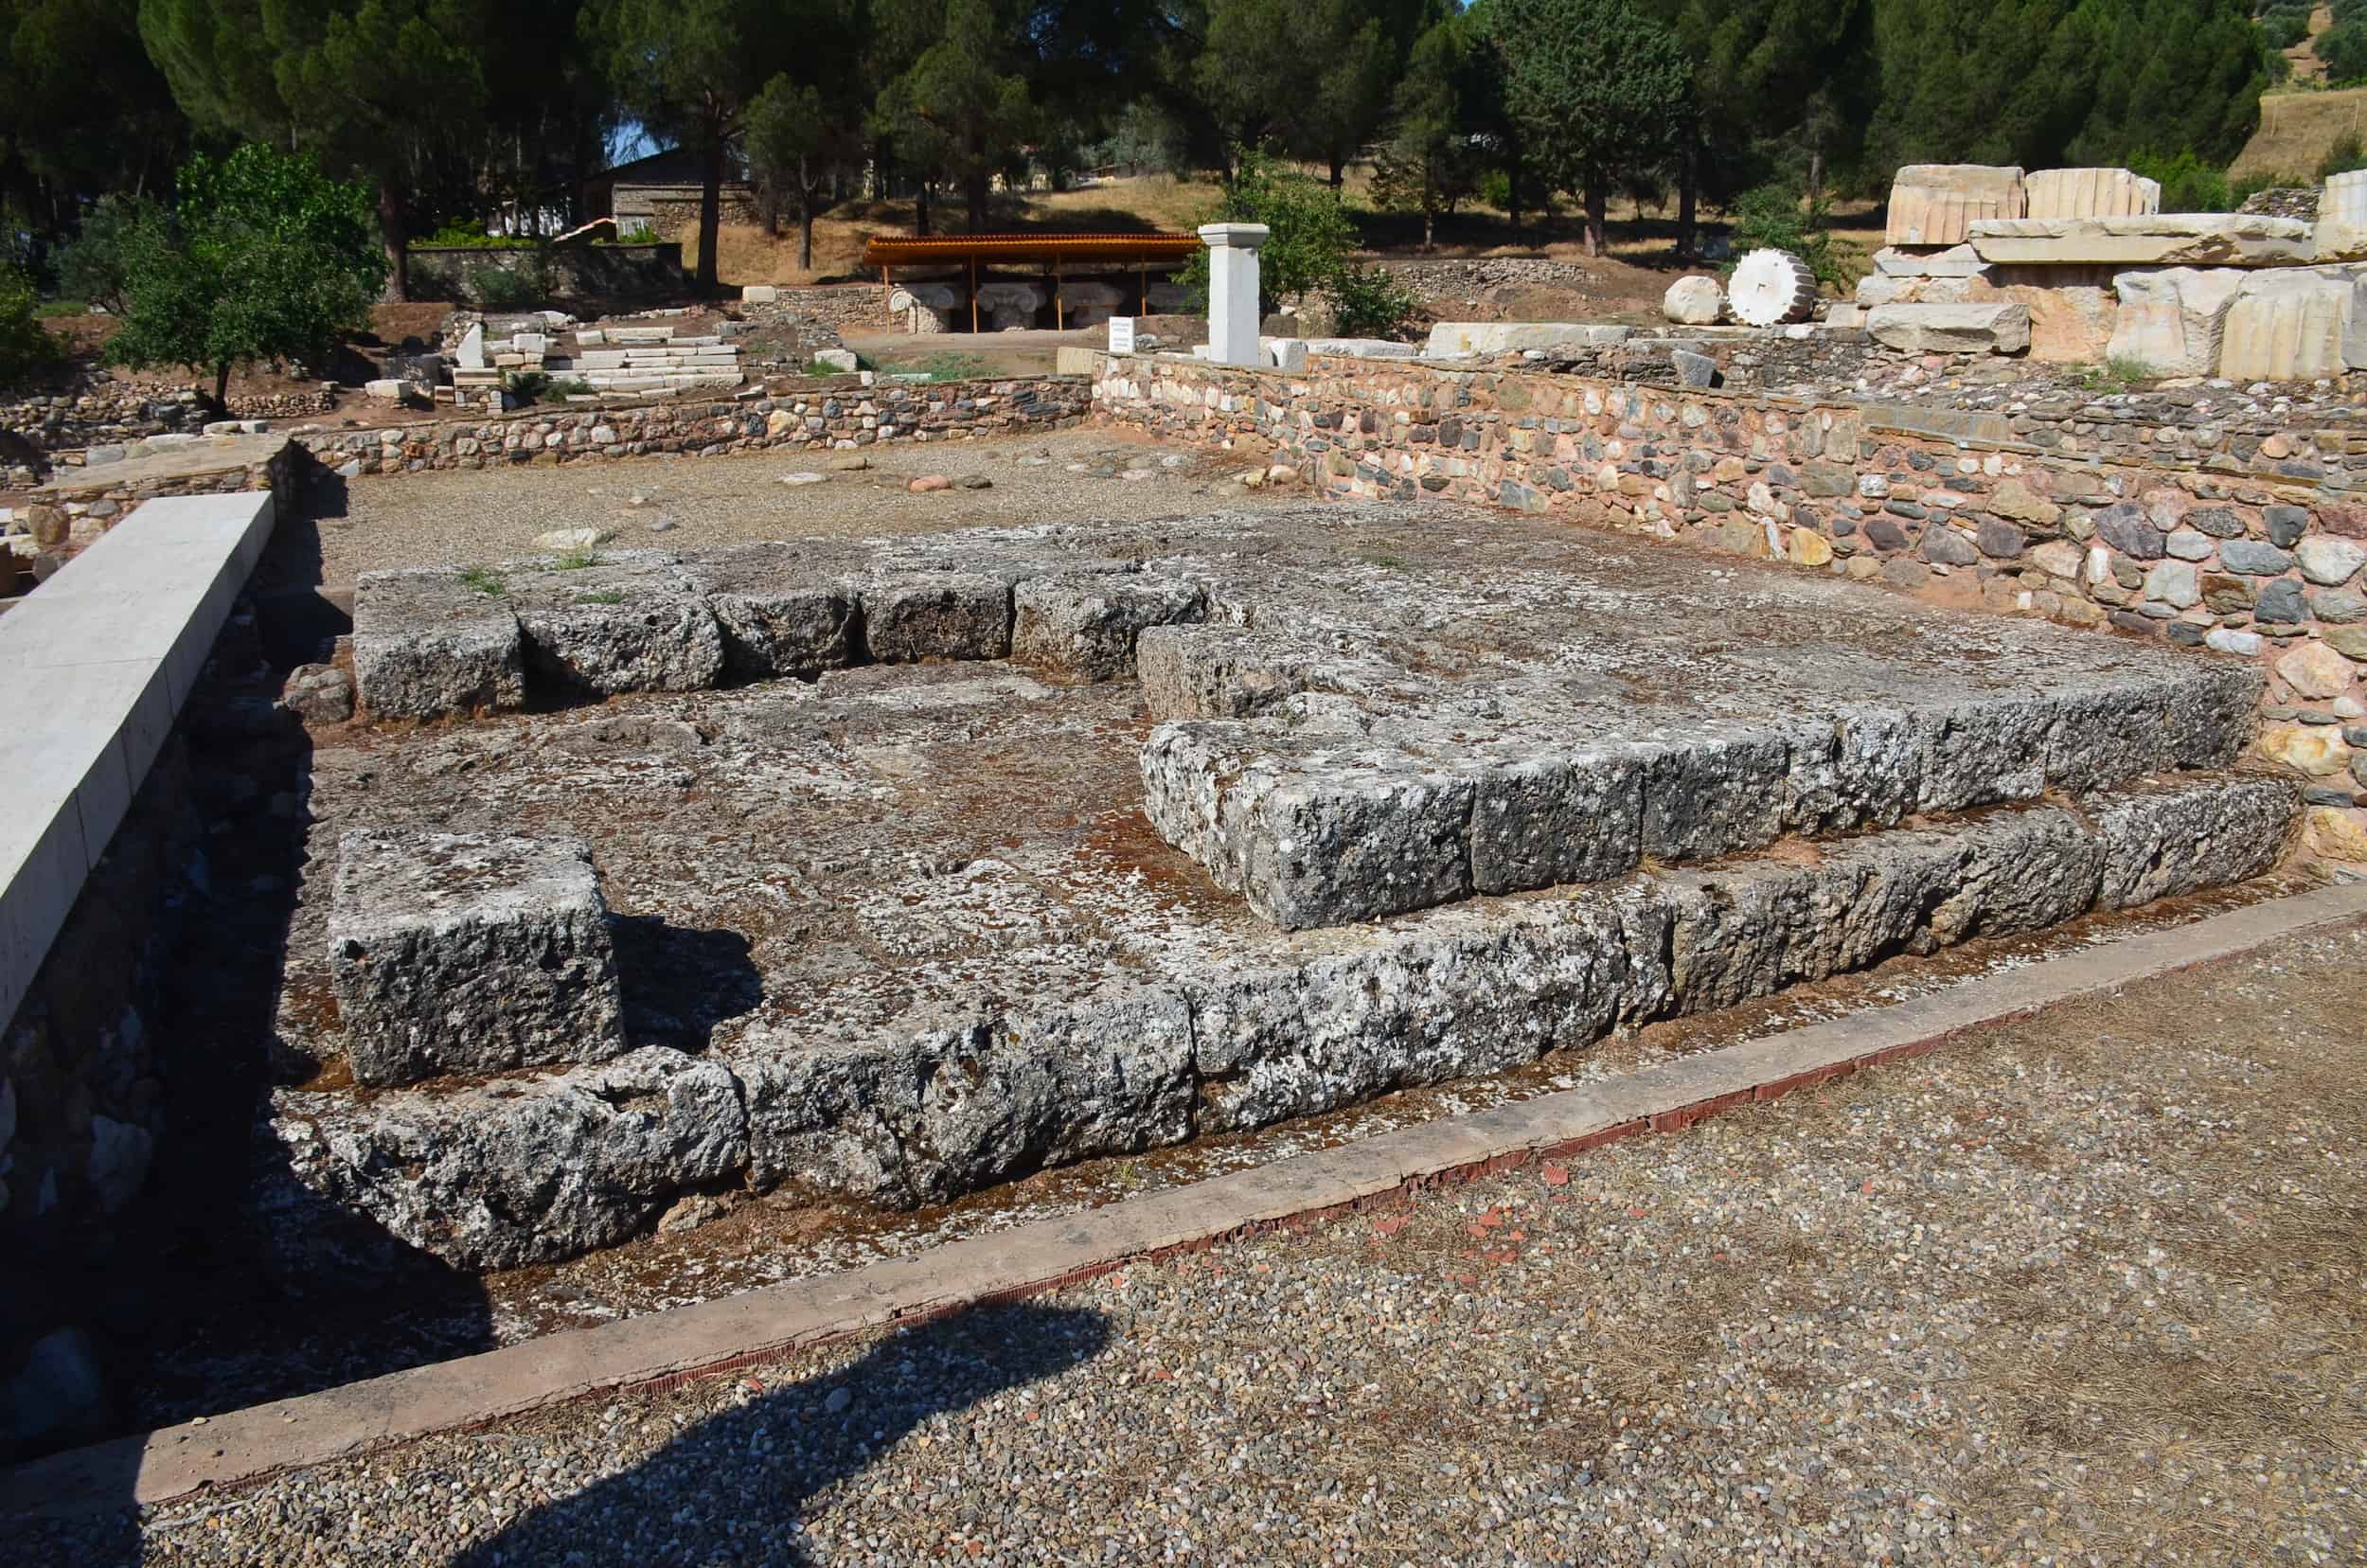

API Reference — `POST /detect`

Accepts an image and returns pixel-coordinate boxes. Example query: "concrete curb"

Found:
[9,879,2364,1521]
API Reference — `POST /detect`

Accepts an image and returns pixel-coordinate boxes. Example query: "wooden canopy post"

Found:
[1139,258,1148,314]
[881,263,893,324]
[970,256,980,332]
[1053,256,1064,330]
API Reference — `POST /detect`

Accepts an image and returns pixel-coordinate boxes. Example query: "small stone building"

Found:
[582,148,759,235]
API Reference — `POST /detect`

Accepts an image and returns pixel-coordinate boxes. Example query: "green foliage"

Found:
[1478,0,1692,250]
[104,143,385,409]
[0,266,62,389]
[606,223,661,245]
[1369,18,1485,247]
[747,73,862,267]
[1176,146,1362,315]
[467,262,544,308]
[874,0,1035,228]
[1326,264,1422,339]
[418,222,533,249]
[1723,183,1855,289]
[406,258,459,299]
[33,300,88,318]
[2323,18,2367,77]
[2230,169,2309,205]
[549,543,603,570]
[458,566,507,596]
[574,589,626,605]
[2130,150,2234,211]
[548,376,593,396]
[54,194,164,314]
[501,368,552,401]
[2319,134,2367,179]
[2258,8,2309,48]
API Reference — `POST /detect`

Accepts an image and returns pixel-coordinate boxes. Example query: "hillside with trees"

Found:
[0,0,2284,327]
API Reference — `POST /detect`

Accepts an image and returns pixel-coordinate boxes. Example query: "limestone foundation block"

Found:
[741,284,779,304]
[508,552,727,696]
[2106,267,2246,377]
[329,830,628,1088]
[1866,301,2031,354]
[1424,323,1631,355]
[351,566,528,720]
[1010,571,1210,683]
[1872,243,1987,277]
[1726,248,1817,326]
[2023,168,2161,220]
[856,572,1014,661]
[2218,268,2352,382]
[2323,169,2367,227]
[682,543,859,678]
[1662,276,1724,324]
[1886,165,2026,245]
[1967,214,2315,267]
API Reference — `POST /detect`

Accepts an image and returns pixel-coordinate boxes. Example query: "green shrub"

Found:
[2129,151,2232,212]
[598,222,660,245]
[2231,170,2312,205]
[419,221,533,249]
[1724,183,1854,290]
[33,299,88,318]
[501,368,551,402]
[406,258,459,299]
[1327,264,1422,339]
[2320,18,2367,79]
[0,266,61,389]
[467,262,543,309]
[2259,9,2309,48]
[2318,134,2367,181]
[54,193,162,313]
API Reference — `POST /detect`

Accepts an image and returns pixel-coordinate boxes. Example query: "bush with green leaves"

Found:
[2258,9,2309,48]
[105,144,384,412]
[418,221,532,249]
[1172,146,1417,339]
[0,266,62,389]
[2318,134,2367,180]
[467,262,544,309]
[1723,184,1854,291]
[2129,151,2233,212]
[2321,18,2367,79]
[53,193,163,314]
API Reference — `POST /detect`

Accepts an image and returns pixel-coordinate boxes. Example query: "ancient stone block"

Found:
[1967,214,2314,267]
[1010,571,1209,682]
[1662,276,1723,324]
[1872,243,1987,277]
[856,571,1013,662]
[682,543,858,678]
[508,551,727,695]
[2106,267,2245,377]
[1866,302,2031,354]
[2219,268,2351,381]
[329,830,627,1087]
[2023,168,2161,220]
[1887,165,2026,246]
[1727,249,1817,326]
[351,566,527,720]
[1136,625,1318,720]
[2088,775,2297,910]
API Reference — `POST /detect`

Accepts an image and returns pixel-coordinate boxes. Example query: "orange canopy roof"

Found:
[863,232,1202,267]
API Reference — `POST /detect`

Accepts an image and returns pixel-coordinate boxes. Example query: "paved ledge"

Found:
[0,491,276,1030]
[4,876,2360,1522]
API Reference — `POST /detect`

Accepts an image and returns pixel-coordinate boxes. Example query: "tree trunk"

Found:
[696,137,724,294]
[1328,155,1345,188]
[380,180,410,302]
[964,169,989,231]
[1423,202,1434,251]
[1583,170,1607,258]
[210,361,232,418]
[1807,146,1825,206]
[800,205,815,272]
[1676,135,1699,260]
[917,183,933,236]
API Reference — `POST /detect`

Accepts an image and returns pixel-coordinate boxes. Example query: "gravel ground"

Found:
[281,425,1295,589]
[18,917,2367,1567]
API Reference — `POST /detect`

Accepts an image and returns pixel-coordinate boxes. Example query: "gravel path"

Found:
[19,917,2367,1566]
[281,425,1295,589]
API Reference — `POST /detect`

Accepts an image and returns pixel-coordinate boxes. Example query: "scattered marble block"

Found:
[1872,243,1988,277]
[741,284,779,304]
[1967,215,2315,267]
[457,322,487,370]
[329,830,627,1088]
[810,347,859,372]
[508,551,727,695]
[2218,268,2351,382]
[1663,276,1724,324]
[856,572,1013,661]
[2324,169,2367,227]
[2023,168,2160,220]
[1866,301,2031,354]
[1886,165,2026,245]
[2107,267,2246,377]
[683,543,859,678]
[1010,571,1209,683]
[351,566,527,720]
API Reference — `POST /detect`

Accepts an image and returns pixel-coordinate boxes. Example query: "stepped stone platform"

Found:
[278,506,2294,1272]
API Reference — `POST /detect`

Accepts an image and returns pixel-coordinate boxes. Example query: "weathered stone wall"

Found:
[2,376,330,464]
[1093,351,2367,853]
[404,242,691,305]
[744,287,893,333]
[294,377,1091,473]
[8,444,300,588]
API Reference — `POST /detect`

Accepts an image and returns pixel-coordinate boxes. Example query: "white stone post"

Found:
[1199,223,1269,367]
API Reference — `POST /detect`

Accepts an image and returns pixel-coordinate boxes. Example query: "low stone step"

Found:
[267,767,2295,1270]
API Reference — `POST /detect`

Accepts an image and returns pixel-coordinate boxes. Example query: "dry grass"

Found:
[2232,84,2367,182]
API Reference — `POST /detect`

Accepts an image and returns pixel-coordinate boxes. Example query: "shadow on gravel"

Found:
[454,1302,1112,1568]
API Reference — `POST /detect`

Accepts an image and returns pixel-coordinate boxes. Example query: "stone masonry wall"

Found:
[1094,351,2367,856]
[294,377,1091,474]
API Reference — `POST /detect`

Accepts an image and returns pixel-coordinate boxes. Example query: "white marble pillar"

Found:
[1198,223,1270,367]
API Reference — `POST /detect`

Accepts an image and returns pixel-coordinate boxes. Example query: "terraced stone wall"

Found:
[294,376,1093,475]
[1093,351,2367,856]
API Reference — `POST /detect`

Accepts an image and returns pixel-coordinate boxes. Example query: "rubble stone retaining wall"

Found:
[1092,350,2367,853]
[403,242,691,305]
[294,377,1092,474]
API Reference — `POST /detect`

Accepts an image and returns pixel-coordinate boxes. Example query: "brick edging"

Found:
[7,879,2362,1521]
